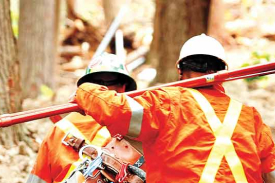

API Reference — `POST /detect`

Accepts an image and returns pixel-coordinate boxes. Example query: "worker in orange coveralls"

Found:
[27,53,146,183]
[74,34,275,183]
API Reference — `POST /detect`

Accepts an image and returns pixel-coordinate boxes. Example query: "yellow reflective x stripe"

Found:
[57,160,80,183]
[188,89,247,183]
[91,125,111,146]
[56,119,91,143]
[56,118,110,182]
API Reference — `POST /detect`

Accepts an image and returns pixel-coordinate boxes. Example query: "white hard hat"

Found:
[176,34,228,69]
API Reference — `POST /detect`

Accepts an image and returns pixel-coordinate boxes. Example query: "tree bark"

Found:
[0,0,24,146]
[208,0,235,46]
[18,0,60,98]
[66,0,78,20]
[148,0,211,84]
[102,0,129,26]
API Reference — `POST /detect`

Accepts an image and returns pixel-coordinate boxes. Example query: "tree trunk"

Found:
[0,0,24,146]
[208,0,235,46]
[18,0,60,99]
[102,0,129,26]
[66,0,78,20]
[148,0,211,84]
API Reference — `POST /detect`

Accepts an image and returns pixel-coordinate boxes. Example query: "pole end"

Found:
[0,114,12,127]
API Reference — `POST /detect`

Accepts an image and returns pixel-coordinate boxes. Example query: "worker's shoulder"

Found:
[156,86,189,92]
[64,112,94,122]
[53,112,99,130]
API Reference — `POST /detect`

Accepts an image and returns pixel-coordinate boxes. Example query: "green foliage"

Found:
[10,0,19,38]
[251,51,271,61]
[40,84,54,98]
[241,51,271,83]
[244,75,268,82]
[11,10,19,37]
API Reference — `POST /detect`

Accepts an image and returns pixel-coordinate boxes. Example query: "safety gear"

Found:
[77,53,137,92]
[176,34,228,70]
[63,134,146,183]
[27,112,112,183]
[76,83,275,183]
[188,89,247,183]
[27,112,146,183]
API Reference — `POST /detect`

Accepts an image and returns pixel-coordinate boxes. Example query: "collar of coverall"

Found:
[193,83,225,96]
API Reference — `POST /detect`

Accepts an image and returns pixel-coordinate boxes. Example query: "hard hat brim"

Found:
[77,71,137,92]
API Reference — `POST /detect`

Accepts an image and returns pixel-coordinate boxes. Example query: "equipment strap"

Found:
[56,118,110,182]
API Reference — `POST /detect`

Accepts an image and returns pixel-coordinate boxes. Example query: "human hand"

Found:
[68,91,76,103]
[68,91,86,116]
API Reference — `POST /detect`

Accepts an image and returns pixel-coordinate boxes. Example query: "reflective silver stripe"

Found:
[125,95,144,138]
[26,174,46,183]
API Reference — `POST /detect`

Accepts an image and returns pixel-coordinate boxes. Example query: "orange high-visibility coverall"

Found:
[75,83,275,183]
[27,112,111,183]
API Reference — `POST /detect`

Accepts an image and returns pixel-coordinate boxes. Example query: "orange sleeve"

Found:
[254,108,275,173]
[76,83,132,137]
[75,83,171,142]
[133,87,171,141]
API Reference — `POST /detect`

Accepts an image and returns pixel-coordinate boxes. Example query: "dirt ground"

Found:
[1,1,275,182]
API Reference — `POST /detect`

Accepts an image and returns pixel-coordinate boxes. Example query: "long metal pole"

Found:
[1,62,275,127]
[0,103,80,127]
[92,5,128,59]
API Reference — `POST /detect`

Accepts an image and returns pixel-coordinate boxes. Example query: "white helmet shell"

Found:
[176,34,228,69]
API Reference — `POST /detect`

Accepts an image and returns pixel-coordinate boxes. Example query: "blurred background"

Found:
[1,0,275,182]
